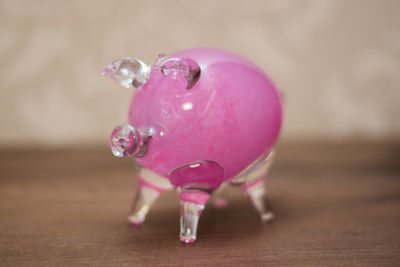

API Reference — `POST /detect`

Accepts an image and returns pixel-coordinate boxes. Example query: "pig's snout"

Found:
[110,124,151,158]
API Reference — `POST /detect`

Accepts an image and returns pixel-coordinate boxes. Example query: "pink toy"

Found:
[102,48,283,243]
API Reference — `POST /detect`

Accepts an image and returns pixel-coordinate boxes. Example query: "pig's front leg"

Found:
[128,168,173,225]
[169,160,224,243]
[178,190,210,243]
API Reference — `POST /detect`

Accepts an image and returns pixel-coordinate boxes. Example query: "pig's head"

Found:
[102,54,205,173]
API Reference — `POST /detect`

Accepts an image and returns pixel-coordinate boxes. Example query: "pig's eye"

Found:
[102,57,150,88]
[155,55,200,90]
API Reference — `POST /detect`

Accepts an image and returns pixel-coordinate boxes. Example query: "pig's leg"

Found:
[235,151,275,222]
[212,182,229,208]
[170,160,224,243]
[128,168,173,225]
[241,176,274,222]
[178,190,210,243]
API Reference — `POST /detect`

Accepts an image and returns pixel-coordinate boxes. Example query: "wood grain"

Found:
[0,143,399,266]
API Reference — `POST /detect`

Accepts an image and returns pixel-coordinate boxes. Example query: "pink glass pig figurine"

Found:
[102,48,283,243]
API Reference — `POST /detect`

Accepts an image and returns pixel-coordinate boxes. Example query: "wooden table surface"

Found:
[0,143,399,266]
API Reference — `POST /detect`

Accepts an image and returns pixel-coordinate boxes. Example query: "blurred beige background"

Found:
[0,0,399,148]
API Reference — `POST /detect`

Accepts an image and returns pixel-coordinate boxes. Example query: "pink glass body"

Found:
[128,48,283,191]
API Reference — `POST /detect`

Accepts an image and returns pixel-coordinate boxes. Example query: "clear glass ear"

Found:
[155,55,200,89]
[102,57,150,88]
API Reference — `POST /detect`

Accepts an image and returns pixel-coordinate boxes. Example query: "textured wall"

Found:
[0,0,399,147]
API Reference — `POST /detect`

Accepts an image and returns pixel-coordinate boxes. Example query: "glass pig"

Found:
[102,48,283,243]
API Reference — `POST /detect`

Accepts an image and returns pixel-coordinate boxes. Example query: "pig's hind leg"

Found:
[212,182,229,208]
[232,151,275,222]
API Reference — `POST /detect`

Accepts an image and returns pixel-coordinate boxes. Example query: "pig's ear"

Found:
[154,55,200,90]
[102,57,150,88]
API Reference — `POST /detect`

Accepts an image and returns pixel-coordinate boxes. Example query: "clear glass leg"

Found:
[212,182,229,208]
[128,185,162,225]
[231,151,275,222]
[128,169,172,225]
[178,191,210,243]
[242,177,274,222]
